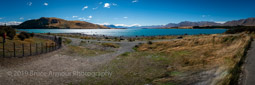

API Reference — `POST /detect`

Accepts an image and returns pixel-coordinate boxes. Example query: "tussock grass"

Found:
[101,43,120,48]
[82,34,251,85]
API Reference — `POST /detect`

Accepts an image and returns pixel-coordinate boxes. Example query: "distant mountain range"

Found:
[224,18,255,26]
[104,18,255,29]
[18,17,109,29]
[164,18,255,28]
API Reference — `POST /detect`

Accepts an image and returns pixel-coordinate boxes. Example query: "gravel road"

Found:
[243,41,255,85]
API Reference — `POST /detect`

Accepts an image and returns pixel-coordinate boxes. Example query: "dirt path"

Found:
[0,37,174,85]
[243,41,255,85]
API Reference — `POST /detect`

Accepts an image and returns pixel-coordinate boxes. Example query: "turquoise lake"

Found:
[18,29,227,37]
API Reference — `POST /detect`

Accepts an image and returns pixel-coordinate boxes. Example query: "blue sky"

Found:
[0,0,255,26]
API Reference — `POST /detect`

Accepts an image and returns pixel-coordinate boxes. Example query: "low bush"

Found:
[147,41,153,45]
[30,33,35,37]
[0,26,16,40]
[18,34,26,41]
[18,32,34,41]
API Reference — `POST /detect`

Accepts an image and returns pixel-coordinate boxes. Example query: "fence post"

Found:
[3,42,5,57]
[41,43,43,54]
[46,43,47,53]
[51,43,54,51]
[36,43,38,55]
[30,43,32,56]
[22,44,24,57]
[55,43,57,50]
[13,43,15,57]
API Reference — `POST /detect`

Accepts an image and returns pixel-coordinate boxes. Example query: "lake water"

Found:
[18,29,227,37]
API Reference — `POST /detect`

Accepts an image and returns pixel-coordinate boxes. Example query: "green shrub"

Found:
[20,32,31,38]
[0,26,16,40]
[147,41,153,45]
[30,33,35,37]
[18,34,26,41]
[18,32,34,40]
[0,29,5,36]
[6,28,16,40]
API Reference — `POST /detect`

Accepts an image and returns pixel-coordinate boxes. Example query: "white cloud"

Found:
[202,15,210,18]
[123,17,128,19]
[19,17,24,20]
[92,7,98,10]
[44,3,48,6]
[27,2,32,6]
[112,3,117,6]
[0,21,22,25]
[132,0,138,3]
[82,6,88,10]
[72,16,78,18]
[96,22,110,25]
[88,16,93,19]
[78,17,90,21]
[104,3,110,8]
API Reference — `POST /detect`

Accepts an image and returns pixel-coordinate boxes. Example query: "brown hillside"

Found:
[18,17,110,29]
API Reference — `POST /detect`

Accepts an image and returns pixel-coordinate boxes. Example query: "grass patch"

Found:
[121,52,130,56]
[63,38,72,44]
[101,43,119,48]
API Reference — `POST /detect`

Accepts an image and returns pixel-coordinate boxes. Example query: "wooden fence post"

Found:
[3,42,5,57]
[46,43,47,53]
[30,43,32,56]
[55,43,57,50]
[51,43,54,51]
[22,44,24,57]
[13,43,15,57]
[36,43,38,54]
[41,43,43,54]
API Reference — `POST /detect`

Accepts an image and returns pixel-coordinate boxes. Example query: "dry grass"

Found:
[82,34,251,85]
[101,43,120,48]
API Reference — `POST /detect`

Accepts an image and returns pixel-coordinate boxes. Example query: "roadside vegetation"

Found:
[82,34,252,85]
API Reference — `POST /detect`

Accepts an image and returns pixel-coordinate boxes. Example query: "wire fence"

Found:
[0,34,62,58]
